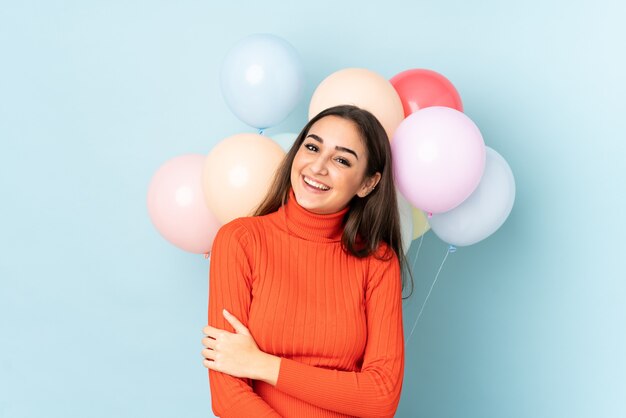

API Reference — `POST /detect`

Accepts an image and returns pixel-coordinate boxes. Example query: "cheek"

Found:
[291,150,309,173]
[290,156,304,183]
[289,166,297,186]
[339,166,367,191]
[290,156,300,175]
[348,178,365,195]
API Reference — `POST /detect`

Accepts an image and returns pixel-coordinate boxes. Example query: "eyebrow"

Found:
[305,134,359,160]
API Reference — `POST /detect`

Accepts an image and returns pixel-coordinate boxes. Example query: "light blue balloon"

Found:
[220,34,305,129]
[429,147,516,246]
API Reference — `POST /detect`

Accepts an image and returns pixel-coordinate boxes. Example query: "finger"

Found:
[203,358,216,370]
[202,325,218,335]
[203,326,228,340]
[201,337,216,348]
[222,309,249,335]
[201,348,215,360]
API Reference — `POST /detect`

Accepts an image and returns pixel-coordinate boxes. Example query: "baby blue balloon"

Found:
[220,34,305,129]
[429,147,516,246]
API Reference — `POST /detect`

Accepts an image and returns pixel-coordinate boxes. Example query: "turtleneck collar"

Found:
[277,188,349,242]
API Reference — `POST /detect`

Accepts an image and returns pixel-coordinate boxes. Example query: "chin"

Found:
[301,197,343,215]
[293,190,326,214]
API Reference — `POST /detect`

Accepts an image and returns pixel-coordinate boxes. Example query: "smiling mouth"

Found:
[303,175,330,191]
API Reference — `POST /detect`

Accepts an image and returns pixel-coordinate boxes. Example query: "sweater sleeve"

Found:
[274,251,405,418]
[208,221,282,418]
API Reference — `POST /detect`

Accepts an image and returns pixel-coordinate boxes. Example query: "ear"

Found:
[356,172,382,198]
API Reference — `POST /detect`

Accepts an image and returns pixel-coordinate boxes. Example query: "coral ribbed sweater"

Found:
[207,189,405,418]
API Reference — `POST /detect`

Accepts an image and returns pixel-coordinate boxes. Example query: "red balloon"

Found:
[390,69,463,117]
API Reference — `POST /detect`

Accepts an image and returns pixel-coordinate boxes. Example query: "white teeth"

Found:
[304,176,330,190]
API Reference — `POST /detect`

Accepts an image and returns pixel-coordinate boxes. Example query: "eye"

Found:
[304,143,318,152]
[335,157,351,167]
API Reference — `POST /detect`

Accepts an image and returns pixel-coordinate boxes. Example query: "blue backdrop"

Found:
[1,1,624,417]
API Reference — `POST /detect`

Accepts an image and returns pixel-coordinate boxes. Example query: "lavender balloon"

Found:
[391,106,486,214]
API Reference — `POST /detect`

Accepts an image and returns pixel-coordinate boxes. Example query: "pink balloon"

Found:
[390,68,463,116]
[391,107,486,214]
[147,154,222,254]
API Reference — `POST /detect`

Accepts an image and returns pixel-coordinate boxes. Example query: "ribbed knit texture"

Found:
[208,189,404,418]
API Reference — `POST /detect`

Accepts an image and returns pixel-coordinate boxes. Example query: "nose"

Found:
[309,154,329,175]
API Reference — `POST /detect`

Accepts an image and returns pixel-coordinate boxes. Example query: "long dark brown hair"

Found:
[254,105,414,298]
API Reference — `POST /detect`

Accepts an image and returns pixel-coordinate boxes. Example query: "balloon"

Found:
[271,132,298,152]
[147,154,222,254]
[392,106,486,214]
[396,191,415,254]
[203,133,285,224]
[429,147,516,246]
[390,69,463,116]
[411,208,430,239]
[220,34,305,129]
[309,68,404,140]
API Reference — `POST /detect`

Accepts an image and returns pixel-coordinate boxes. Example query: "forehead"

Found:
[307,116,365,151]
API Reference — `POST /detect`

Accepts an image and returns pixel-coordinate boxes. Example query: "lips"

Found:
[303,175,330,191]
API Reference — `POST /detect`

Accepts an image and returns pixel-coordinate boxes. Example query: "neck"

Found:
[278,188,349,242]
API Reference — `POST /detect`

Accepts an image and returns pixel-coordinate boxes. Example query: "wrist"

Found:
[256,352,281,386]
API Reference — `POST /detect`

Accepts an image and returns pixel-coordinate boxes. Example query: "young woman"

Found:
[201,105,412,417]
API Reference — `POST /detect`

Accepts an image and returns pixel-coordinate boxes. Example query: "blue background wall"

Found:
[1,1,624,417]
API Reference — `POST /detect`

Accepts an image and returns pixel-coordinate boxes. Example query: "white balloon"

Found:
[429,147,515,246]
[396,190,414,254]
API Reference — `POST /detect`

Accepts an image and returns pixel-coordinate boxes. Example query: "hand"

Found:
[201,309,264,380]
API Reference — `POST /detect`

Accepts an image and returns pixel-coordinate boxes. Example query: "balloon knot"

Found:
[258,129,265,135]
[204,252,210,259]
[448,245,457,253]
[428,212,433,218]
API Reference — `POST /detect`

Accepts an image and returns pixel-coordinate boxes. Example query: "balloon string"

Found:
[410,220,429,274]
[406,244,456,344]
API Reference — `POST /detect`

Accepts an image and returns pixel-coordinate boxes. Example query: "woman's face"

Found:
[290,115,380,214]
